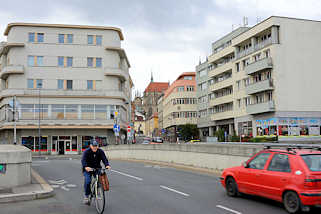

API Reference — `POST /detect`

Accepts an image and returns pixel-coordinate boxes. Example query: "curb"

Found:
[0,168,55,203]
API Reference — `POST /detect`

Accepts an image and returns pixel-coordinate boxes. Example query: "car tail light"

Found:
[304,176,318,188]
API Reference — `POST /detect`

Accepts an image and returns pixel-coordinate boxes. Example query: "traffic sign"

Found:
[114,111,118,117]
[127,126,131,133]
[113,124,120,133]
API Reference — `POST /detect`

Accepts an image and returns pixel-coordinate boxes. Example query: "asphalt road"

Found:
[1,158,320,214]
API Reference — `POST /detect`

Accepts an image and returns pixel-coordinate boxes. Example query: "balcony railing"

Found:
[246,79,273,95]
[245,57,273,75]
[236,38,273,60]
[210,110,234,121]
[246,100,275,115]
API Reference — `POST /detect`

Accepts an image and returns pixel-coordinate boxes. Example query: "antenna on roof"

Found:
[243,16,248,27]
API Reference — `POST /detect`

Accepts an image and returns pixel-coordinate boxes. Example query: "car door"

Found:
[238,152,272,195]
[260,153,292,201]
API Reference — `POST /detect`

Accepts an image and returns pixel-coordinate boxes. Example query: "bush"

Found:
[248,136,278,142]
[214,129,225,142]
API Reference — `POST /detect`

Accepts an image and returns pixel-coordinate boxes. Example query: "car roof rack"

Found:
[263,144,321,153]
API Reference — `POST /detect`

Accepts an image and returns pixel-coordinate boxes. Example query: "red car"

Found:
[220,146,321,213]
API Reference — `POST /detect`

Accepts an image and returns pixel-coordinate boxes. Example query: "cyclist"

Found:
[81,140,111,204]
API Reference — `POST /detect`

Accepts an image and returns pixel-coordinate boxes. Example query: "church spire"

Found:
[151,71,154,82]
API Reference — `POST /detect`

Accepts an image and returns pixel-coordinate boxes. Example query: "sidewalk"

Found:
[0,168,54,203]
[32,154,82,160]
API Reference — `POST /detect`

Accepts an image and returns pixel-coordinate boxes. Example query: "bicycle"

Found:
[86,168,107,214]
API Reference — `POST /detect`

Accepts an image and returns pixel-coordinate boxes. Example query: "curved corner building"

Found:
[0,23,132,154]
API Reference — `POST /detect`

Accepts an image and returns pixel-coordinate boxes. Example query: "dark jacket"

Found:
[81,148,109,172]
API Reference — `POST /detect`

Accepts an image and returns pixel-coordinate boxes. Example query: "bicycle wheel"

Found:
[94,183,105,214]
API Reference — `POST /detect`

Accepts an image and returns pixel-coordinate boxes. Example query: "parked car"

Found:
[220,145,321,213]
[186,139,200,144]
[152,137,163,143]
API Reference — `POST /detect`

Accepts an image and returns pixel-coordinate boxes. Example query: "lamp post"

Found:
[37,82,42,155]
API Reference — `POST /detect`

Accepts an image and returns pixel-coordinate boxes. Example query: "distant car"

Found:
[220,145,321,213]
[186,139,200,144]
[152,137,163,143]
[142,140,150,144]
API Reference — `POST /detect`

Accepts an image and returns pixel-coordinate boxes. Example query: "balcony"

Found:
[245,57,273,75]
[236,38,273,60]
[208,46,234,64]
[209,94,233,107]
[208,62,233,78]
[0,65,24,79]
[209,78,233,92]
[246,79,273,95]
[0,88,129,102]
[210,110,234,121]
[246,100,275,115]
[104,68,129,82]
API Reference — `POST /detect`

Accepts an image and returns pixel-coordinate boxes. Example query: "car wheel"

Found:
[283,191,301,214]
[225,177,239,197]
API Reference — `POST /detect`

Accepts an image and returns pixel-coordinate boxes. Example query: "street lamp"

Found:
[37,82,42,155]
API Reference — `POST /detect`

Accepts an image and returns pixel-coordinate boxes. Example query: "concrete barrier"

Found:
[103,143,265,172]
[0,145,32,189]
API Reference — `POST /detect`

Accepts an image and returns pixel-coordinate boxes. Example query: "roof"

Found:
[264,148,321,155]
[4,23,124,40]
[144,82,169,93]
[164,72,196,98]
[176,72,195,80]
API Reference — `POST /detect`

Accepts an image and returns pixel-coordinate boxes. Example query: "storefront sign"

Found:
[289,118,298,125]
[309,118,320,125]
[0,164,6,174]
[269,118,278,126]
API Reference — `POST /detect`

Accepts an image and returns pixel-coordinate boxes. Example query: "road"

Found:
[1,158,320,214]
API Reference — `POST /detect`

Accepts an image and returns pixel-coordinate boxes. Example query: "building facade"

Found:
[163,72,197,142]
[143,76,169,137]
[197,16,321,140]
[0,23,132,154]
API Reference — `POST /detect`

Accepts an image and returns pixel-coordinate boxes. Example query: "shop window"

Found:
[52,136,58,152]
[34,137,47,151]
[95,136,108,147]
[300,126,309,135]
[22,136,34,150]
[72,136,77,151]
[278,125,288,136]
[82,136,93,151]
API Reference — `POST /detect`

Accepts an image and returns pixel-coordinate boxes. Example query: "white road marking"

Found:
[216,205,242,214]
[48,179,67,185]
[160,185,190,197]
[66,184,77,188]
[111,169,143,181]
[61,186,70,191]
[32,160,49,163]
[51,185,60,188]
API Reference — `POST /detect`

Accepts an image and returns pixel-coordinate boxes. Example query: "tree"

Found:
[177,124,199,142]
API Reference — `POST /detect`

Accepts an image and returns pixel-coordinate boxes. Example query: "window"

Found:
[87,57,93,67]
[177,86,184,92]
[88,35,94,44]
[27,79,34,88]
[37,56,43,66]
[237,80,240,90]
[96,58,102,67]
[87,80,93,90]
[247,153,271,169]
[237,99,241,108]
[66,80,73,90]
[67,34,73,43]
[28,56,34,66]
[184,76,193,80]
[36,79,43,88]
[37,33,44,42]
[186,86,194,91]
[67,57,73,67]
[58,56,64,67]
[96,35,102,45]
[96,80,102,90]
[264,49,270,58]
[28,33,35,42]
[58,34,64,43]
[236,62,240,72]
[268,154,291,172]
[57,80,64,89]
[301,155,321,172]
[199,69,207,77]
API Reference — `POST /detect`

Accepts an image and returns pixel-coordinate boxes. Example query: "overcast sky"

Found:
[0,0,320,94]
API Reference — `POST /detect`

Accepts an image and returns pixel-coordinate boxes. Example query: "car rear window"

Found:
[301,155,321,171]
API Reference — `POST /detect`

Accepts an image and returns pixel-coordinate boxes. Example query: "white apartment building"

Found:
[197,16,321,140]
[0,23,132,154]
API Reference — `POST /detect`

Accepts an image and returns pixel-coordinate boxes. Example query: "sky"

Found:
[0,0,320,95]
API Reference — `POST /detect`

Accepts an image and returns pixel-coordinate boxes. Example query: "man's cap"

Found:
[91,140,99,146]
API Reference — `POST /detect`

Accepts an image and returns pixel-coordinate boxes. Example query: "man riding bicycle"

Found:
[81,140,111,204]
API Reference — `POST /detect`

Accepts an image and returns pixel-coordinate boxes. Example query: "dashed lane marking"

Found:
[216,205,242,214]
[160,185,190,197]
[111,169,143,181]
